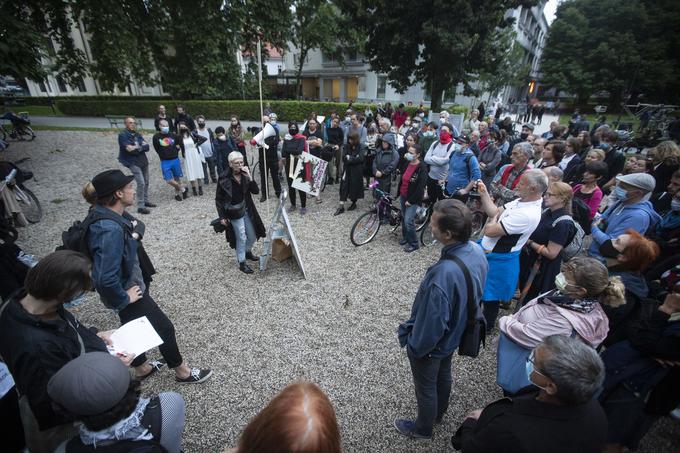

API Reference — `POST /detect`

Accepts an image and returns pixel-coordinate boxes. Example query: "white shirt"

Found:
[559,153,576,170]
[196,128,213,158]
[481,198,543,253]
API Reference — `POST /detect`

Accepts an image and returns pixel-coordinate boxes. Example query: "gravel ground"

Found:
[4,132,679,452]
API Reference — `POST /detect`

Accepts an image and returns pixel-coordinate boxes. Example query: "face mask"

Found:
[198,122,206,128]
[520,133,529,140]
[672,197,680,212]
[405,153,414,161]
[270,120,277,125]
[63,292,87,309]
[554,273,569,292]
[218,135,227,141]
[526,356,549,391]
[440,131,452,143]
[404,121,410,126]
[613,185,628,200]
[345,116,350,122]
[160,127,169,134]
[419,112,425,118]
[600,143,611,151]
[180,127,188,132]
[599,239,620,259]
[289,127,298,134]
[424,130,434,137]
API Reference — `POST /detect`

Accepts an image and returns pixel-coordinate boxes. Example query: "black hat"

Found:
[455,134,470,145]
[47,352,131,416]
[215,126,226,134]
[92,170,135,197]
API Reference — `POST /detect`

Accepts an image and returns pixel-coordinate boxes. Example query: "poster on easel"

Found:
[291,153,327,197]
[259,191,306,278]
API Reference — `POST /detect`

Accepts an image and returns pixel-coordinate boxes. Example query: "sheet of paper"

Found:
[108,316,163,357]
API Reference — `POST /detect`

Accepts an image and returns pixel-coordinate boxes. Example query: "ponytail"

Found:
[598,275,626,308]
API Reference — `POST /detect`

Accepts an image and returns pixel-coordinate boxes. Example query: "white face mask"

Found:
[218,135,227,141]
[672,197,680,212]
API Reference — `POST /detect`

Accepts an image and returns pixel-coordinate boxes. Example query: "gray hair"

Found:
[514,142,534,160]
[228,151,244,163]
[544,166,563,181]
[379,117,391,129]
[539,335,605,405]
[523,169,549,194]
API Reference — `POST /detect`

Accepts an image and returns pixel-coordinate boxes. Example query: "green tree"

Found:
[476,28,531,102]
[334,0,537,112]
[541,0,680,105]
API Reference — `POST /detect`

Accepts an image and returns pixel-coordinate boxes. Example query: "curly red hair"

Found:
[619,229,660,272]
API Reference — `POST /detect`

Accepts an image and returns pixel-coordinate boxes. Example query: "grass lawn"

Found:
[2,105,64,116]
[31,124,156,133]
[558,113,640,130]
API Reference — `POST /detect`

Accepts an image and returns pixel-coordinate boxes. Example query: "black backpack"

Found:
[57,209,131,256]
[571,197,592,234]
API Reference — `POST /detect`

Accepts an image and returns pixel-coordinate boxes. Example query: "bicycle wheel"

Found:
[414,206,429,232]
[420,220,438,247]
[15,186,42,223]
[21,126,36,141]
[350,211,381,246]
[470,211,487,241]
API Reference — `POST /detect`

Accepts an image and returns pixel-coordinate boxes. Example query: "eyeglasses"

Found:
[232,161,244,166]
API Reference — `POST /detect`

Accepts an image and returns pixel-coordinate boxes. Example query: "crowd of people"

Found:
[1,100,679,452]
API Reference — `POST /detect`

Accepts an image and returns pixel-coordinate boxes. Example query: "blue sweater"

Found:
[398,241,488,358]
[589,200,662,260]
[446,149,481,194]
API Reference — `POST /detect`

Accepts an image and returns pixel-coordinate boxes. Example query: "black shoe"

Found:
[204,179,209,185]
[175,194,182,201]
[192,187,198,196]
[175,368,213,384]
[327,178,335,185]
[137,207,151,215]
[347,202,357,211]
[333,207,345,216]
[260,195,267,203]
[145,202,157,208]
[198,186,204,196]
[182,188,188,199]
[245,252,259,262]
[239,262,254,274]
[211,178,217,184]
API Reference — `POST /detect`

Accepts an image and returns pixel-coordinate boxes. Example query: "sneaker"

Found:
[175,368,213,384]
[145,202,157,208]
[300,207,307,215]
[174,194,182,201]
[403,245,419,253]
[182,188,189,199]
[393,419,431,440]
[136,360,166,381]
[137,207,151,215]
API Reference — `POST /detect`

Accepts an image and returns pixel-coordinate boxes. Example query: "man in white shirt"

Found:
[476,169,547,327]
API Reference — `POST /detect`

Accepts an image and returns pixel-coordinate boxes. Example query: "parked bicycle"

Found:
[0,162,42,225]
[0,111,36,142]
[350,181,426,246]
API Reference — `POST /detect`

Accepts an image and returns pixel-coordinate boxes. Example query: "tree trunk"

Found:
[430,74,445,114]
[295,46,308,100]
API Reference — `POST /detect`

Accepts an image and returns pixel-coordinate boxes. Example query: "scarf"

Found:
[79,397,152,447]
[538,291,598,314]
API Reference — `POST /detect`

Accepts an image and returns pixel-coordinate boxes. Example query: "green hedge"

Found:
[55,99,467,121]
[16,95,172,106]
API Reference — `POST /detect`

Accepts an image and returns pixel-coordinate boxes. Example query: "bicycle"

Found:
[0,163,42,225]
[0,112,36,142]
[350,182,404,246]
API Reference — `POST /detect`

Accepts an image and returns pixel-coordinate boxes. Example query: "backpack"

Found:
[571,197,592,234]
[57,209,131,256]
[550,213,585,261]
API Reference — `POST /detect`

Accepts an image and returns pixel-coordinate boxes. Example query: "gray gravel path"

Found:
[4,132,678,452]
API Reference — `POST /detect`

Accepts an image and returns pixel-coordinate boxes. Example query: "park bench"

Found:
[106,115,142,129]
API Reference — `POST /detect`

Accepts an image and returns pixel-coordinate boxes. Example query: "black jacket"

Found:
[153,114,174,132]
[452,392,607,453]
[398,162,427,205]
[0,291,108,430]
[174,113,195,132]
[152,133,182,161]
[215,168,266,249]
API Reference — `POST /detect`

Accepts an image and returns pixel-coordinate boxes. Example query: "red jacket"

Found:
[392,110,408,129]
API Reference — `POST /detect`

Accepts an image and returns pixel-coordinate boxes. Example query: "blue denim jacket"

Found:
[118,129,149,167]
[398,241,488,358]
[87,205,143,312]
[446,149,481,194]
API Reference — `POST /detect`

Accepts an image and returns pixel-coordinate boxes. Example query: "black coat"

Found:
[215,169,266,249]
[340,143,366,201]
[0,292,108,430]
[452,392,607,453]
[398,161,428,205]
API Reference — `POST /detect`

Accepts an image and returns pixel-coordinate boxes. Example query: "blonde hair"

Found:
[563,257,626,308]
[587,149,605,161]
[651,140,680,163]
[82,182,97,206]
[549,181,573,215]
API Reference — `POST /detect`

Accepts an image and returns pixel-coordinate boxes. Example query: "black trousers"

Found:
[426,177,444,203]
[258,155,281,198]
[118,288,183,369]
[203,156,217,183]
[287,176,306,208]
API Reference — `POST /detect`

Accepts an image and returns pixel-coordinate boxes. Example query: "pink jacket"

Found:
[498,294,609,348]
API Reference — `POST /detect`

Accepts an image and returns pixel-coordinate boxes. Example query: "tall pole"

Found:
[257,37,269,220]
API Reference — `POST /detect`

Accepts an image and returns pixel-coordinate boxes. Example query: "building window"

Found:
[347,48,358,62]
[377,76,387,99]
[358,76,366,92]
[38,80,47,93]
[74,77,86,92]
[322,51,337,65]
[56,76,68,93]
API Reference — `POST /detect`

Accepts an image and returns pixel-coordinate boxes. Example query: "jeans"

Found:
[127,163,149,209]
[231,213,256,263]
[400,196,419,248]
[118,287,183,369]
[408,348,453,436]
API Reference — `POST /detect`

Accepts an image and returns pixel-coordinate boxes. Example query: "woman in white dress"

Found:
[178,122,207,196]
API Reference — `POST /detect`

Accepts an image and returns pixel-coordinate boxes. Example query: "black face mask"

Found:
[599,240,620,259]
[520,133,529,140]
[289,127,298,135]
[198,122,205,128]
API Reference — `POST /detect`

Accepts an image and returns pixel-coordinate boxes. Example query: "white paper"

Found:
[108,316,163,357]
[0,362,15,398]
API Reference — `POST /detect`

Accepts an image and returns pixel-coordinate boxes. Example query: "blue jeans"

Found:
[400,196,419,248]
[231,212,256,263]
[407,348,453,436]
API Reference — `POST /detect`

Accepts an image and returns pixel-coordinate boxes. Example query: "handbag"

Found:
[224,201,246,220]
[496,332,532,394]
[444,254,486,358]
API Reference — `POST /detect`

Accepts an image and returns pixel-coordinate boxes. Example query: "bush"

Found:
[55,99,468,121]
[17,95,173,106]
